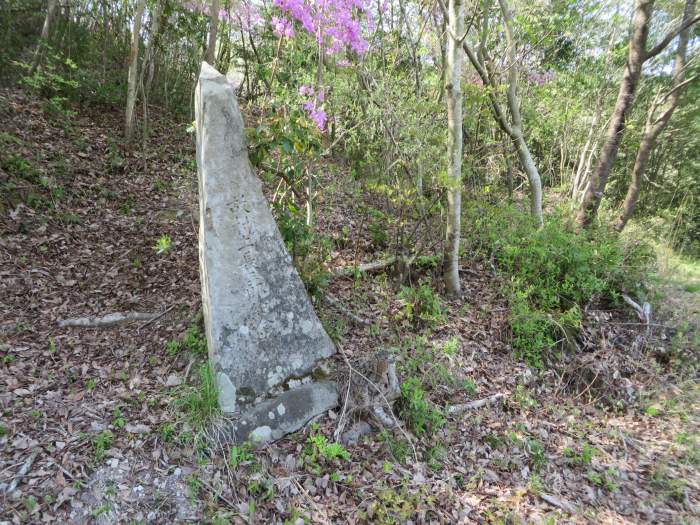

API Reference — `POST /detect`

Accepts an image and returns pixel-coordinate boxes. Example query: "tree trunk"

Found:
[444,0,464,298]
[125,0,146,141]
[614,0,696,232]
[504,138,513,200]
[498,0,543,225]
[205,0,220,65]
[143,0,165,99]
[30,0,58,75]
[456,0,543,225]
[575,0,653,228]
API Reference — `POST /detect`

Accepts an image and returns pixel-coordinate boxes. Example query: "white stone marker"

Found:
[195,62,336,442]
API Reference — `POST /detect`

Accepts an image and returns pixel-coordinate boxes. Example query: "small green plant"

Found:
[154,234,172,255]
[119,197,135,215]
[92,503,112,518]
[229,442,256,468]
[166,340,180,356]
[564,442,597,466]
[527,438,547,471]
[461,378,478,396]
[368,483,433,524]
[105,142,124,172]
[58,212,81,225]
[284,507,309,525]
[380,430,410,464]
[586,468,620,492]
[186,474,200,499]
[274,201,331,300]
[399,336,456,389]
[112,407,126,429]
[513,384,538,410]
[159,423,175,443]
[441,337,460,356]
[645,405,662,417]
[652,467,688,502]
[426,444,448,470]
[306,433,351,463]
[93,430,114,461]
[86,378,98,391]
[153,178,167,192]
[176,362,220,428]
[247,478,275,500]
[183,324,207,355]
[399,283,445,328]
[397,377,445,436]
[24,495,38,513]
[528,474,543,496]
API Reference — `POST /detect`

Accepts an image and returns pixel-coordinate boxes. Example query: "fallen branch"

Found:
[447,393,505,414]
[540,493,577,514]
[458,267,481,277]
[332,256,396,277]
[323,293,373,326]
[621,293,652,326]
[3,449,39,495]
[58,311,160,328]
[139,304,176,330]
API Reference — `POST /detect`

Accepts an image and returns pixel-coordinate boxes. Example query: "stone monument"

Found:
[195,62,337,443]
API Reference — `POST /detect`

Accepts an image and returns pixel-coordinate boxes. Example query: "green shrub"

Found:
[274,201,331,300]
[398,283,445,329]
[398,337,457,389]
[397,378,445,436]
[464,203,653,367]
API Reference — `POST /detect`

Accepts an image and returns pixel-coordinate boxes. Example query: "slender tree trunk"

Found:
[455,0,543,225]
[576,0,652,228]
[575,0,663,228]
[614,0,696,231]
[125,0,146,141]
[30,0,58,75]
[572,111,598,199]
[444,0,464,298]
[144,0,165,98]
[498,0,543,225]
[205,0,220,65]
[504,138,514,200]
[575,0,700,228]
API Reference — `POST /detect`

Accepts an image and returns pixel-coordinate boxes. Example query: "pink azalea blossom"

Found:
[272,0,371,56]
[272,16,295,38]
[309,108,327,130]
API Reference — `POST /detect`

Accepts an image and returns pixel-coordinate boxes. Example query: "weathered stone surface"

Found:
[194,62,335,418]
[211,382,338,444]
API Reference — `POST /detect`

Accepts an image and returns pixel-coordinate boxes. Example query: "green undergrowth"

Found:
[464,203,654,368]
[176,362,220,429]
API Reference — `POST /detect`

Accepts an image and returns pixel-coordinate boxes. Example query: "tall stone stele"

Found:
[195,62,337,444]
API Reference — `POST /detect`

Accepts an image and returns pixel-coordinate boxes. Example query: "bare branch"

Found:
[646,14,700,60]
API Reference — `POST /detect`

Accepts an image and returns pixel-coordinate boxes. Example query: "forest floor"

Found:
[1,89,698,525]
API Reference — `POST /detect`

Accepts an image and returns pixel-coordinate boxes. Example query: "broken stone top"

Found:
[195,62,335,415]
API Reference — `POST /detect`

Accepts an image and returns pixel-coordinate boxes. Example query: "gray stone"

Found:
[194,62,336,441]
[211,382,338,444]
